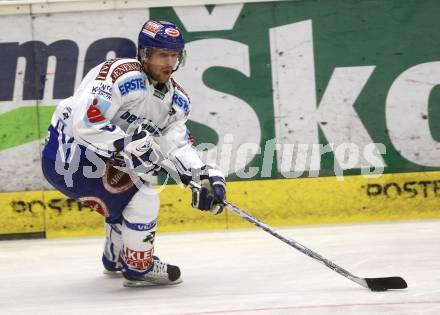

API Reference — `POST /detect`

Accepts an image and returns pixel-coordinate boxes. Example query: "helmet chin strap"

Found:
[171,60,182,73]
[173,49,186,73]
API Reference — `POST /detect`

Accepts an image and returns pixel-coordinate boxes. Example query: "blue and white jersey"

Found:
[43,58,204,174]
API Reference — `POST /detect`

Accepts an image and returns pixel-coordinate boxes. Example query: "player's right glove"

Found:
[191,166,226,215]
[113,127,162,175]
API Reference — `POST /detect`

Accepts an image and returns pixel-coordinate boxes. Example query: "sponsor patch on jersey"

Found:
[141,120,162,136]
[153,89,165,100]
[118,75,146,96]
[83,97,111,126]
[91,82,112,101]
[120,111,142,124]
[172,92,190,116]
[124,247,153,269]
[78,196,109,217]
[61,106,72,121]
[110,62,142,83]
[96,59,118,81]
[165,28,180,37]
[142,20,164,38]
[171,78,190,101]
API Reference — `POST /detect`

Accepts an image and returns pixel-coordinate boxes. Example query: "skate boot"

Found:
[102,254,122,276]
[102,223,123,276]
[122,256,182,287]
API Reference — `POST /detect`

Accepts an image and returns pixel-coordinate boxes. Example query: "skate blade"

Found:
[103,269,123,277]
[123,278,183,287]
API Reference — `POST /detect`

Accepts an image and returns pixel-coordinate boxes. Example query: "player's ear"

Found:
[137,48,143,62]
[137,48,148,63]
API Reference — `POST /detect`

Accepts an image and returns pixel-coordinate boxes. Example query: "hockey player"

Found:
[41,19,226,287]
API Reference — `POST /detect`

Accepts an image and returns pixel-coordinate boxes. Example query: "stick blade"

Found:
[365,277,407,291]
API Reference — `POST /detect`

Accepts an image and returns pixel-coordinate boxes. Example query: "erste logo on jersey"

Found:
[165,28,180,37]
[118,75,146,96]
[172,92,190,116]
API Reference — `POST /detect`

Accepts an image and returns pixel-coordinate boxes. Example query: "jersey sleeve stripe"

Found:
[96,59,118,81]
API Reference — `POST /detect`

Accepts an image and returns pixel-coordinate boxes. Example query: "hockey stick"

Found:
[156,159,407,291]
[187,179,408,292]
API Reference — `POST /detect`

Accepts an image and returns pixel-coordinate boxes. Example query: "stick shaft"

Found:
[223,200,368,288]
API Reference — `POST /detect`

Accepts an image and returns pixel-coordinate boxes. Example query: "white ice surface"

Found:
[0,220,439,315]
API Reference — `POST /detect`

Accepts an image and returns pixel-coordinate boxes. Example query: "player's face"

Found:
[144,48,179,84]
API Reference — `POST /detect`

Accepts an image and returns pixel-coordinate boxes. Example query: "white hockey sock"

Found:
[120,187,159,274]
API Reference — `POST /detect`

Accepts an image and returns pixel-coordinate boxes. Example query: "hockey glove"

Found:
[191,167,226,215]
[113,128,162,175]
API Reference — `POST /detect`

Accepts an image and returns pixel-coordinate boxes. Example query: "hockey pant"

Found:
[42,156,160,276]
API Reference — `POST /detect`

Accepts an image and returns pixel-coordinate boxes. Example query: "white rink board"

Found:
[0,220,439,315]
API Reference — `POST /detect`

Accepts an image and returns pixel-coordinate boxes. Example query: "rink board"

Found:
[2,0,440,192]
[0,170,439,238]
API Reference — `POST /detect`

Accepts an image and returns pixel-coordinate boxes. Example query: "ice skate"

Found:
[123,257,182,287]
[102,254,122,277]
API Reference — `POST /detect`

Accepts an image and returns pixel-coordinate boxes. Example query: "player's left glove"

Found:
[191,166,226,215]
[113,126,162,175]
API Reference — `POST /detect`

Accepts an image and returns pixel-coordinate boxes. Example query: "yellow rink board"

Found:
[0,170,439,238]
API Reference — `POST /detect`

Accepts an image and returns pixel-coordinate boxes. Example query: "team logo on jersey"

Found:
[83,97,111,126]
[165,28,180,37]
[118,75,146,96]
